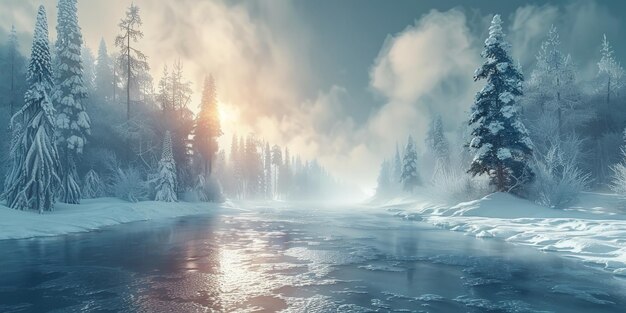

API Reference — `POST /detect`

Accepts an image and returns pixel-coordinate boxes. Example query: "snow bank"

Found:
[385,192,626,275]
[0,198,225,240]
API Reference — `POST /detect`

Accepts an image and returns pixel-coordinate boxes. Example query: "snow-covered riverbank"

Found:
[380,192,626,275]
[0,198,225,240]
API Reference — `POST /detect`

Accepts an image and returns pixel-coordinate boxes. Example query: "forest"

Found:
[376,15,626,209]
[0,2,349,213]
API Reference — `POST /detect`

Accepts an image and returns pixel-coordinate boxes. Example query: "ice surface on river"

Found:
[1,203,626,312]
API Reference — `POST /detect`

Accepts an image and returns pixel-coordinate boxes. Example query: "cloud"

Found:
[366,9,480,154]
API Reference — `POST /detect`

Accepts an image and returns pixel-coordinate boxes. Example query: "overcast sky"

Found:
[2,0,625,194]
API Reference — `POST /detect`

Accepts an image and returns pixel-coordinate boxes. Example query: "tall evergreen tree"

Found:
[468,15,533,193]
[54,0,91,204]
[4,6,61,212]
[6,25,23,117]
[264,142,272,199]
[115,3,149,122]
[82,45,96,93]
[195,75,222,176]
[425,115,450,172]
[400,135,420,192]
[155,131,177,202]
[94,38,114,101]
[271,144,282,196]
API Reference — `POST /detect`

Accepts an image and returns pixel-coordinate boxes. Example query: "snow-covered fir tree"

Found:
[468,14,534,193]
[597,34,624,105]
[4,6,61,212]
[155,131,177,202]
[400,135,420,192]
[54,0,91,204]
[82,45,96,93]
[94,38,114,100]
[425,115,450,175]
[195,75,222,176]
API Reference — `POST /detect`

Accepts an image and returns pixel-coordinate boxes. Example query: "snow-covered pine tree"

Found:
[526,25,581,140]
[4,6,61,212]
[94,38,114,100]
[54,0,91,204]
[155,131,177,202]
[468,15,533,193]
[195,75,222,176]
[597,34,624,105]
[400,135,420,192]
[82,45,96,93]
[82,169,104,199]
[425,115,450,175]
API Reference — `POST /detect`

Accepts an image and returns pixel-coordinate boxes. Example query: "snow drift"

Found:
[384,191,626,275]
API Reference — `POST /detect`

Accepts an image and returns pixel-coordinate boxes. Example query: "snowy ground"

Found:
[379,191,626,275]
[0,198,225,240]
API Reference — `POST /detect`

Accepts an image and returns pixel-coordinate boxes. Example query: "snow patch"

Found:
[0,198,224,240]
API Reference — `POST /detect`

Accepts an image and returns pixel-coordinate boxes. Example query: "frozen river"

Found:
[1,204,626,312]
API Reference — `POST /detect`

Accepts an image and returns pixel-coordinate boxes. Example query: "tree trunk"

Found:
[496,162,505,192]
[10,49,14,118]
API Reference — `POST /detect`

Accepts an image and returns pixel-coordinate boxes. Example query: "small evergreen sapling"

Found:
[155,131,177,202]
[401,135,421,192]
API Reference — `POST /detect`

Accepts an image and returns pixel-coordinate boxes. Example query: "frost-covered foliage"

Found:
[82,169,104,199]
[610,131,626,196]
[530,140,591,208]
[3,6,61,213]
[429,163,491,204]
[401,135,420,192]
[525,26,586,139]
[597,34,624,104]
[112,167,148,202]
[468,15,534,194]
[54,0,91,204]
[155,131,177,202]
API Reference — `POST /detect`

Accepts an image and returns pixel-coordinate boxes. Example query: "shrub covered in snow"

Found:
[82,169,105,199]
[610,147,626,196]
[111,167,148,202]
[428,164,491,204]
[530,144,590,208]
